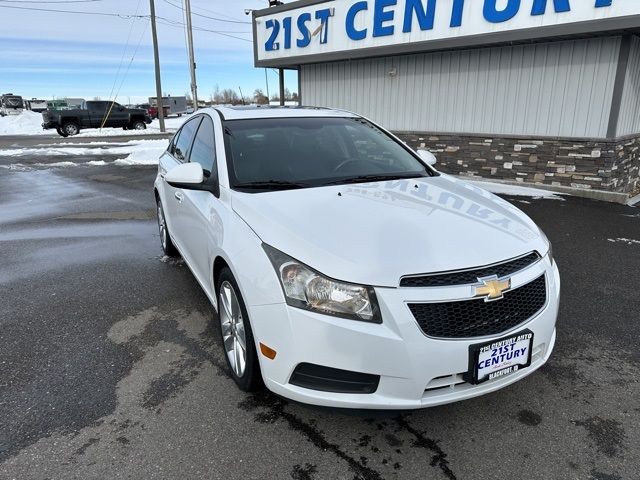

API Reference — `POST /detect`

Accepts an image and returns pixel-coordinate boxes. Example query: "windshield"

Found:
[3,96,22,107]
[224,117,434,191]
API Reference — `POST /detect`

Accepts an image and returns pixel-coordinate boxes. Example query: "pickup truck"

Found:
[42,101,152,137]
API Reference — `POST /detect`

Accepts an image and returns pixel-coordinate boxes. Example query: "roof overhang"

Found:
[253,0,640,68]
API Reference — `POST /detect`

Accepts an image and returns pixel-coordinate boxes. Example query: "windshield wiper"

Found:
[325,173,427,186]
[234,180,312,190]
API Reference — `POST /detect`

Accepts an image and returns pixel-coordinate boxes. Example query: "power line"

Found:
[0,3,144,17]
[0,0,102,3]
[160,0,250,25]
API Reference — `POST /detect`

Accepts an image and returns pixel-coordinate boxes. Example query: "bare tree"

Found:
[253,89,269,105]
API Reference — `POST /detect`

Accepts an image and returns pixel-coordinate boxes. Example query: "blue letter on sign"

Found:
[373,0,397,37]
[346,1,368,40]
[483,0,520,23]
[403,0,436,33]
[595,0,612,6]
[450,0,465,27]
[297,13,311,48]
[315,8,332,44]
[531,0,570,15]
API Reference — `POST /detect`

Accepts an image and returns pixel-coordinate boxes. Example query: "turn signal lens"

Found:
[260,342,277,360]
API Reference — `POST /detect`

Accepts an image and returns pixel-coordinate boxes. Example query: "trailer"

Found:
[1,93,24,116]
[25,99,49,113]
[148,96,188,116]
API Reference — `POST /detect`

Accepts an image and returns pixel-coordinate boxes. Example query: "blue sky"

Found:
[0,0,297,103]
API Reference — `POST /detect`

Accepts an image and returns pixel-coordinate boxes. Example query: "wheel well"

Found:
[213,256,230,290]
[62,117,79,125]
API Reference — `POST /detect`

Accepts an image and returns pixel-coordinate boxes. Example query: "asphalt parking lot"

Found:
[1,135,639,480]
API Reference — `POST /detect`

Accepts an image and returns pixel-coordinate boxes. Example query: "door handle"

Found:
[174,191,184,203]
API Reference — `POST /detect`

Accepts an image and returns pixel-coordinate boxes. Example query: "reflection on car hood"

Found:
[231,174,547,287]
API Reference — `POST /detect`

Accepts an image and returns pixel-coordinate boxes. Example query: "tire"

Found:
[216,267,261,391]
[63,122,79,136]
[131,120,146,130]
[56,127,69,138]
[156,197,178,257]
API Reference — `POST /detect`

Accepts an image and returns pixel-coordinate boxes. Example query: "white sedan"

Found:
[154,106,559,409]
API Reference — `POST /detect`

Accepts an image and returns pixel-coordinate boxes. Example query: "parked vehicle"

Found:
[47,100,69,110]
[148,95,188,116]
[154,106,559,409]
[25,99,48,113]
[136,103,169,120]
[42,100,152,137]
[1,93,24,116]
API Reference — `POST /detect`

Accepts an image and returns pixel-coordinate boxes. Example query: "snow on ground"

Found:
[607,238,640,246]
[467,179,565,200]
[0,111,50,136]
[0,139,168,159]
[0,110,189,137]
[0,139,168,167]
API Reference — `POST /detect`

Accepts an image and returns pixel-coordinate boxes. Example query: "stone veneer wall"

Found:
[397,132,640,196]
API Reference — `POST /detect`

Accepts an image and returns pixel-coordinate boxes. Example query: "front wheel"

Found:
[217,268,261,391]
[56,127,69,138]
[63,122,79,136]
[156,198,178,256]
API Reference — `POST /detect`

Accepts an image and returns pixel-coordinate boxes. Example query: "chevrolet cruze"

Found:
[154,106,559,409]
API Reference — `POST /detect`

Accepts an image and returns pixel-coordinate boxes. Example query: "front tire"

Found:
[217,268,261,391]
[56,127,69,137]
[63,122,79,136]
[156,198,178,256]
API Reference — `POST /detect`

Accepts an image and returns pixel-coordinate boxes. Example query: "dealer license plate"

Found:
[465,330,534,385]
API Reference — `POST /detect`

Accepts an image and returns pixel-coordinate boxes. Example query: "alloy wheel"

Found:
[157,203,167,250]
[219,281,247,378]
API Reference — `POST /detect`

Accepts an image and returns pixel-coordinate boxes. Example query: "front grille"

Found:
[400,252,540,287]
[409,274,547,338]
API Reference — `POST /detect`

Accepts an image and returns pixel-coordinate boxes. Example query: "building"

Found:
[252,0,640,202]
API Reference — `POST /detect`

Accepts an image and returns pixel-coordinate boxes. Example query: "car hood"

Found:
[231,175,547,287]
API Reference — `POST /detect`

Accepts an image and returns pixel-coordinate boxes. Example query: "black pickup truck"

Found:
[42,101,152,137]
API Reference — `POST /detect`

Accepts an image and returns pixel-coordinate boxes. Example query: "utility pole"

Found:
[184,0,198,111]
[149,0,165,132]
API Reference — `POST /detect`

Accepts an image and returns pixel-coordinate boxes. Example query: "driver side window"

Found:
[172,117,202,162]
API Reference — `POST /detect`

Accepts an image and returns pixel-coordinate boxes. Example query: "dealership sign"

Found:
[253,0,640,66]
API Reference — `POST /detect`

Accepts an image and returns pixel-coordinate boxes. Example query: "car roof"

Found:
[208,105,360,121]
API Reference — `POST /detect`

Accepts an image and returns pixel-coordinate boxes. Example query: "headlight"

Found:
[263,244,382,324]
[538,228,553,264]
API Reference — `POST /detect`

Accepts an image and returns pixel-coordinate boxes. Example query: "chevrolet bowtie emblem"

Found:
[474,276,511,302]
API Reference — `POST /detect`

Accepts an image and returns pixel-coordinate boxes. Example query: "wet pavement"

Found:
[1,136,639,480]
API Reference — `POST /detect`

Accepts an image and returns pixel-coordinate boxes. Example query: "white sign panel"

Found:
[253,0,640,66]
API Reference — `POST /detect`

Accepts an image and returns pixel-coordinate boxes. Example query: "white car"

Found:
[154,106,559,409]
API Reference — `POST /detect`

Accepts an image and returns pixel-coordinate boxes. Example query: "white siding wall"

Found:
[617,35,640,137]
[301,37,621,138]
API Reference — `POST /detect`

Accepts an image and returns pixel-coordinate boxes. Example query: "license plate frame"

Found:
[464,329,534,385]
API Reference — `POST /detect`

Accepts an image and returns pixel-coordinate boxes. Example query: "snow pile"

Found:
[468,180,565,200]
[0,139,168,166]
[0,110,50,136]
[0,139,168,159]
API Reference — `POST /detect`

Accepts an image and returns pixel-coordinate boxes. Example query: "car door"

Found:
[176,114,221,286]
[160,116,202,254]
[109,102,129,127]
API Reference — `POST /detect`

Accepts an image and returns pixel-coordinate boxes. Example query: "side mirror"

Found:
[417,149,437,166]
[165,162,204,186]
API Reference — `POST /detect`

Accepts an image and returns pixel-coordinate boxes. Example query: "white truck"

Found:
[148,96,188,116]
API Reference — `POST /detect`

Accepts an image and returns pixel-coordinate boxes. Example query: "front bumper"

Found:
[248,257,559,409]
